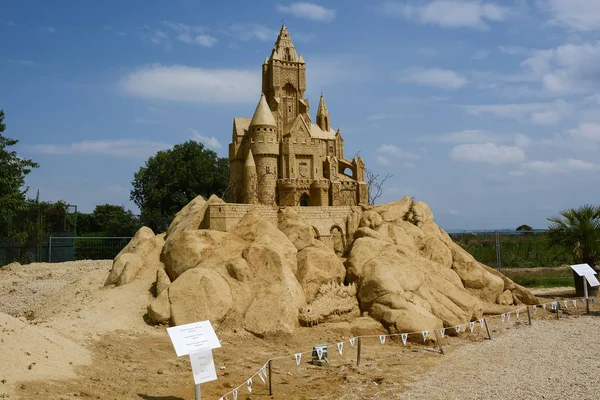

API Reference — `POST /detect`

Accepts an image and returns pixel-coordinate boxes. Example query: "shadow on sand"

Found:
[138,395,185,400]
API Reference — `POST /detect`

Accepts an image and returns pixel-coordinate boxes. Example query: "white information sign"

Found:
[167,320,221,357]
[190,349,218,385]
[585,274,600,287]
[570,263,597,277]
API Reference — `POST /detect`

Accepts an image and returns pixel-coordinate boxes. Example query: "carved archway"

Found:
[330,225,345,255]
[299,193,310,206]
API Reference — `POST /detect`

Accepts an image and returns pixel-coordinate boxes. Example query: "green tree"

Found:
[547,205,600,296]
[84,204,141,237]
[0,109,39,238]
[130,140,229,232]
[516,224,534,236]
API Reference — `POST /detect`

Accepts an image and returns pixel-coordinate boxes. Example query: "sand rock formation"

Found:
[107,195,538,337]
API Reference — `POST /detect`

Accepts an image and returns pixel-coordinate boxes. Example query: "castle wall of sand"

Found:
[206,203,353,239]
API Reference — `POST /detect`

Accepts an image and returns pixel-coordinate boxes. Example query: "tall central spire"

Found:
[270,24,301,62]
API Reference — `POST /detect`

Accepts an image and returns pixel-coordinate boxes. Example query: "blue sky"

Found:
[2,0,600,230]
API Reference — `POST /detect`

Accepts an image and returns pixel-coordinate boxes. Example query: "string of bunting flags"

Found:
[217,296,595,400]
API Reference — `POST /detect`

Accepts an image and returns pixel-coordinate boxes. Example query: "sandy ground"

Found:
[1,261,598,400]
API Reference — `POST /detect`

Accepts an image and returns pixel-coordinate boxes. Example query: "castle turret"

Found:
[244,149,258,204]
[248,93,279,205]
[316,94,330,132]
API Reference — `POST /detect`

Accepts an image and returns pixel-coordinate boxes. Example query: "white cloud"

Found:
[569,122,600,141]
[28,140,171,158]
[40,26,56,34]
[189,129,222,150]
[450,209,459,215]
[464,100,574,125]
[520,42,600,94]
[522,158,600,174]
[377,144,420,160]
[376,156,391,165]
[382,0,510,30]
[6,59,35,66]
[194,34,218,47]
[499,45,529,55]
[400,67,468,89]
[224,24,278,41]
[120,64,260,103]
[431,129,499,143]
[450,143,525,164]
[471,50,490,60]
[276,3,336,21]
[138,25,171,48]
[540,0,600,32]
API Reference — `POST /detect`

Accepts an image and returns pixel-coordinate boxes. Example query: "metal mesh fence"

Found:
[48,237,132,263]
[448,230,571,270]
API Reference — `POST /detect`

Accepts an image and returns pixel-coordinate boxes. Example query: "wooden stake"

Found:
[434,330,444,355]
[556,302,560,320]
[356,337,362,366]
[483,318,492,340]
[268,359,273,396]
[526,306,532,326]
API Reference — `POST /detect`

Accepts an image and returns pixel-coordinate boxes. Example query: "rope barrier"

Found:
[217,296,596,400]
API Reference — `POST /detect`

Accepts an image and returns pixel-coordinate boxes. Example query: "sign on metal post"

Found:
[570,263,597,277]
[167,320,221,400]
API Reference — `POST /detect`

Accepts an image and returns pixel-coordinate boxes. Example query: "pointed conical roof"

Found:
[245,148,255,167]
[317,94,329,117]
[270,24,301,62]
[250,93,277,127]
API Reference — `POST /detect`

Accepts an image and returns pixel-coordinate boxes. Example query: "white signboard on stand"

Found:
[585,274,600,287]
[570,263,597,277]
[190,349,218,384]
[167,320,221,357]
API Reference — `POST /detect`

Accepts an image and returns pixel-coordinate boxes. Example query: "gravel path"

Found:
[401,315,600,400]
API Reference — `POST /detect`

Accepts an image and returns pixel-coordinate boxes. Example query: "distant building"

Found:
[229,25,368,207]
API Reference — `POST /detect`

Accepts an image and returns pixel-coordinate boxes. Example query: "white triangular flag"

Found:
[455,325,461,333]
[401,333,408,345]
[516,309,520,319]
[295,352,302,365]
[543,303,547,310]
[563,300,568,308]
[507,312,511,322]
[501,313,506,323]
[582,298,587,305]
[440,328,446,338]
[551,302,556,311]
[479,319,485,328]
[533,305,537,314]
[349,337,356,348]
[469,321,475,333]
[337,342,344,356]
[247,378,252,393]
[422,331,428,342]
[379,335,386,344]
[316,347,324,360]
[592,298,596,304]
[573,300,577,307]
[258,367,265,384]
[233,389,238,400]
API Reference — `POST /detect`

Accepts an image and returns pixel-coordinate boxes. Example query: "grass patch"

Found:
[503,267,574,288]
[506,276,573,288]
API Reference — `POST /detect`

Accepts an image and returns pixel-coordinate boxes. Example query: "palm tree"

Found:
[547,205,600,296]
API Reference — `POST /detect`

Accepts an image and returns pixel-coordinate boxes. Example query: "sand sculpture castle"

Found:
[228,24,368,207]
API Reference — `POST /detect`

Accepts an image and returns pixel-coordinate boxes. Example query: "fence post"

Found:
[48,236,52,263]
[268,359,273,396]
[356,337,362,366]
[194,384,201,400]
[483,318,492,340]
[527,306,532,326]
[434,330,444,355]
[556,302,560,320]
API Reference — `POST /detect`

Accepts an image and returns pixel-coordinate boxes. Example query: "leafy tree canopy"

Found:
[547,204,600,296]
[77,204,141,237]
[0,109,39,237]
[516,224,534,231]
[130,140,229,232]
